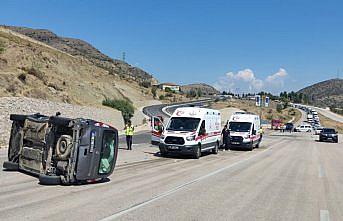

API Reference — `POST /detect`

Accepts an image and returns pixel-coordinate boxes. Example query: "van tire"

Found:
[56,135,73,160]
[39,174,61,185]
[194,146,201,159]
[3,161,19,171]
[49,116,71,127]
[10,114,27,122]
[212,142,219,154]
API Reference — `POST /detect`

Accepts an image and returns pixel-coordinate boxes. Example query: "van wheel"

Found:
[10,114,27,122]
[56,135,73,160]
[194,146,201,159]
[3,161,19,171]
[39,174,61,185]
[212,142,219,154]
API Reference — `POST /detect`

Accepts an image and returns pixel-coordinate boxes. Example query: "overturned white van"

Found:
[227,112,262,150]
[158,107,221,159]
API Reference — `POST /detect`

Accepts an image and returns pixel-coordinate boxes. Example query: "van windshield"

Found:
[229,122,252,132]
[167,117,200,132]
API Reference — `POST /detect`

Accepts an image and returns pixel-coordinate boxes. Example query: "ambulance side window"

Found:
[199,120,206,135]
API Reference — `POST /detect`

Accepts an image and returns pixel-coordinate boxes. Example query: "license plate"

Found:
[169,146,179,150]
[232,142,240,145]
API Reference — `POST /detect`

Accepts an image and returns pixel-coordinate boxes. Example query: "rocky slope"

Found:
[297,78,343,108]
[181,83,219,96]
[1,25,158,84]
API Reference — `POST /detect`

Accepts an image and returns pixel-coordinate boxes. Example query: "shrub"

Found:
[165,93,173,97]
[159,95,165,100]
[186,89,197,98]
[151,87,157,98]
[18,73,26,83]
[276,104,283,113]
[165,87,172,93]
[197,89,202,97]
[139,81,151,88]
[0,40,5,54]
[102,98,134,123]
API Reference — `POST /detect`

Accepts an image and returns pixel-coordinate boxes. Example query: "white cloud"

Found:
[213,68,288,94]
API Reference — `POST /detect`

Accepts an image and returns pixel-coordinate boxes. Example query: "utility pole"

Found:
[122,52,126,62]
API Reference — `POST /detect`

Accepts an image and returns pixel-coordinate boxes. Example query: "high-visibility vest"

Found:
[125,125,134,136]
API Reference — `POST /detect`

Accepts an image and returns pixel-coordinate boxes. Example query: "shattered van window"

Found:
[99,131,115,174]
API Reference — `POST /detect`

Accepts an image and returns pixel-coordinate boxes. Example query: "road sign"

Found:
[255,95,261,107]
[265,96,270,107]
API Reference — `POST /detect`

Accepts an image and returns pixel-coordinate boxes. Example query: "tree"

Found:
[196,89,202,97]
[151,87,157,98]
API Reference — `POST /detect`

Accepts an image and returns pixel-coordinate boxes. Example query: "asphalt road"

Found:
[142,99,212,119]
[1,132,342,221]
[312,106,343,123]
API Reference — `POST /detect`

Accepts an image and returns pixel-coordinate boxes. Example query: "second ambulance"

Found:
[227,112,262,150]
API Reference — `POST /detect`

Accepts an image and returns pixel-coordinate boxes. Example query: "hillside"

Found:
[297,78,343,108]
[1,25,158,84]
[0,26,161,126]
[181,83,219,96]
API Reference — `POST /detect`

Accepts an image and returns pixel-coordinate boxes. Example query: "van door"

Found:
[151,116,164,143]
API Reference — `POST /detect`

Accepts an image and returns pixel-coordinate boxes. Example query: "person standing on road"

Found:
[124,120,134,150]
[221,124,230,151]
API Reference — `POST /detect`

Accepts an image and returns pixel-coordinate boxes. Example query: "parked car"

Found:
[314,126,324,135]
[285,123,294,132]
[295,124,312,132]
[319,128,338,143]
[2,113,119,185]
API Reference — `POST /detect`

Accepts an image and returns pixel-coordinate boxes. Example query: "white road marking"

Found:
[100,139,288,221]
[319,165,325,178]
[320,210,330,221]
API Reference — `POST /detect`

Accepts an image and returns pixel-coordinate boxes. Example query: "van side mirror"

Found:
[253,130,256,135]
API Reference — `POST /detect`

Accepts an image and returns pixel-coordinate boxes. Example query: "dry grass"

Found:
[318,113,343,134]
[211,99,301,123]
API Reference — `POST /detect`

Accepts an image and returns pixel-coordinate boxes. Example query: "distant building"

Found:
[158,83,180,92]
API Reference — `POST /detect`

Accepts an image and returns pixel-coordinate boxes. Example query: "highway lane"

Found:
[1,133,342,221]
[312,106,343,123]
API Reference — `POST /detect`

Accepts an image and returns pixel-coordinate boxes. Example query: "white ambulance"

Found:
[157,107,221,159]
[227,112,262,150]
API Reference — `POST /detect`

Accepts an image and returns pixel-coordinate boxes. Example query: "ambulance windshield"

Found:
[167,117,200,132]
[229,122,252,132]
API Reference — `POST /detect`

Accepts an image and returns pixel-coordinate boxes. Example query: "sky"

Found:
[1,0,343,94]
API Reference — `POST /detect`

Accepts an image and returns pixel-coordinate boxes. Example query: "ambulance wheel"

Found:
[249,142,253,151]
[212,142,219,154]
[194,146,201,159]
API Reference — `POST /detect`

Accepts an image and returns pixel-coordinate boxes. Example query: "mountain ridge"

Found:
[297,78,343,108]
[1,25,157,84]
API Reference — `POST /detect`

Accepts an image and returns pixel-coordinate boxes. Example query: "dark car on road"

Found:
[285,123,294,132]
[2,113,118,185]
[319,128,338,143]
